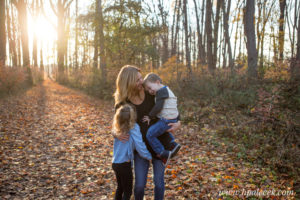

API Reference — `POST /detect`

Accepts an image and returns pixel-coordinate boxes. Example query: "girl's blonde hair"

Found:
[112,104,136,136]
[114,65,141,107]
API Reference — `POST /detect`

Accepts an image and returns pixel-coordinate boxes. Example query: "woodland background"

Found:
[0,0,299,199]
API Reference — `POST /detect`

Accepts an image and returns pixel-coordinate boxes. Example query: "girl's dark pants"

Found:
[112,162,133,200]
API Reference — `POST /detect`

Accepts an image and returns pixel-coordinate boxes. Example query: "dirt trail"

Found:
[0,80,296,199]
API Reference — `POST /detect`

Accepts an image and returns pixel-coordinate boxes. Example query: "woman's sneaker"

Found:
[171,144,181,158]
[160,150,171,166]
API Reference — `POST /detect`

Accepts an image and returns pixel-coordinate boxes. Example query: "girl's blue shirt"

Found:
[112,123,152,163]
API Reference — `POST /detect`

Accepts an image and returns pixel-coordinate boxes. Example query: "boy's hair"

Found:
[112,104,136,136]
[143,73,162,84]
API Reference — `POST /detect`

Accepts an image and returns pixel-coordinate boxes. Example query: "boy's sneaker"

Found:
[171,144,181,158]
[160,150,171,166]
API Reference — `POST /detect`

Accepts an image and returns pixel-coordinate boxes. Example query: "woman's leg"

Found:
[134,153,150,200]
[152,158,165,200]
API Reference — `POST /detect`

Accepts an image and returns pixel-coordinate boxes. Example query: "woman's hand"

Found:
[167,121,181,134]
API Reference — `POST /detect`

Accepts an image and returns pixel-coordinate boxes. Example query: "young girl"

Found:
[112,104,152,200]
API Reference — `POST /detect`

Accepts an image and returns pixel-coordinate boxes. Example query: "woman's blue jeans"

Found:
[134,152,165,200]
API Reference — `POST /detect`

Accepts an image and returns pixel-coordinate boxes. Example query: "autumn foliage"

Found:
[0,64,26,95]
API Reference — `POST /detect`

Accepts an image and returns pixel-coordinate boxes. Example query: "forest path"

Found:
[0,80,295,199]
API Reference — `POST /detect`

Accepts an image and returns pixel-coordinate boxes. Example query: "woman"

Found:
[113,65,181,200]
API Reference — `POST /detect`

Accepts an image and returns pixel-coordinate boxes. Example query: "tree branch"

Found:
[49,0,58,16]
[41,0,57,29]
[64,0,74,10]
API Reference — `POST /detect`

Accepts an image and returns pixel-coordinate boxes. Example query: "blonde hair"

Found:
[112,104,136,136]
[114,65,141,107]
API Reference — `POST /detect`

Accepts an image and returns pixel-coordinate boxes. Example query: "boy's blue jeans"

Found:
[146,118,177,155]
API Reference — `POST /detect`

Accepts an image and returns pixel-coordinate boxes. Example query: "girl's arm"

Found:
[131,124,152,160]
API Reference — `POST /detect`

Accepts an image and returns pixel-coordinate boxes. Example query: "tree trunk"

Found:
[291,0,298,58]
[93,0,99,69]
[98,0,107,82]
[14,0,32,84]
[7,2,17,66]
[0,0,6,65]
[233,6,241,61]
[193,0,206,65]
[278,0,286,60]
[291,8,300,81]
[205,0,214,73]
[171,0,181,57]
[183,0,192,76]
[57,1,65,82]
[201,0,206,64]
[158,0,169,64]
[256,1,262,63]
[171,0,178,57]
[32,0,39,68]
[221,0,233,70]
[271,25,278,62]
[50,0,73,83]
[17,33,21,67]
[213,0,221,68]
[75,0,78,69]
[40,47,44,72]
[244,0,258,77]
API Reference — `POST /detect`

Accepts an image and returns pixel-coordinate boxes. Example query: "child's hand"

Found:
[142,116,150,125]
[118,134,130,143]
[113,130,129,142]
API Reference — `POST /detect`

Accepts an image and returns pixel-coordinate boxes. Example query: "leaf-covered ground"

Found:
[0,80,296,199]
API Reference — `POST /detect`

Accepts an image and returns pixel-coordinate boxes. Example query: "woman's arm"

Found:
[167,120,181,134]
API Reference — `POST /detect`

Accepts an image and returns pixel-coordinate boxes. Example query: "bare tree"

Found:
[13,0,32,83]
[278,0,286,60]
[0,0,6,65]
[183,0,192,75]
[74,0,78,69]
[6,1,15,66]
[158,0,169,64]
[291,5,300,81]
[193,0,206,65]
[31,0,42,68]
[97,0,106,82]
[286,0,298,58]
[244,0,258,77]
[205,0,214,73]
[50,0,74,83]
[259,0,275,69]
[93,1,99,70]
[221,0,234,70]
[171,0,181,57]
[213,0,221,68]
